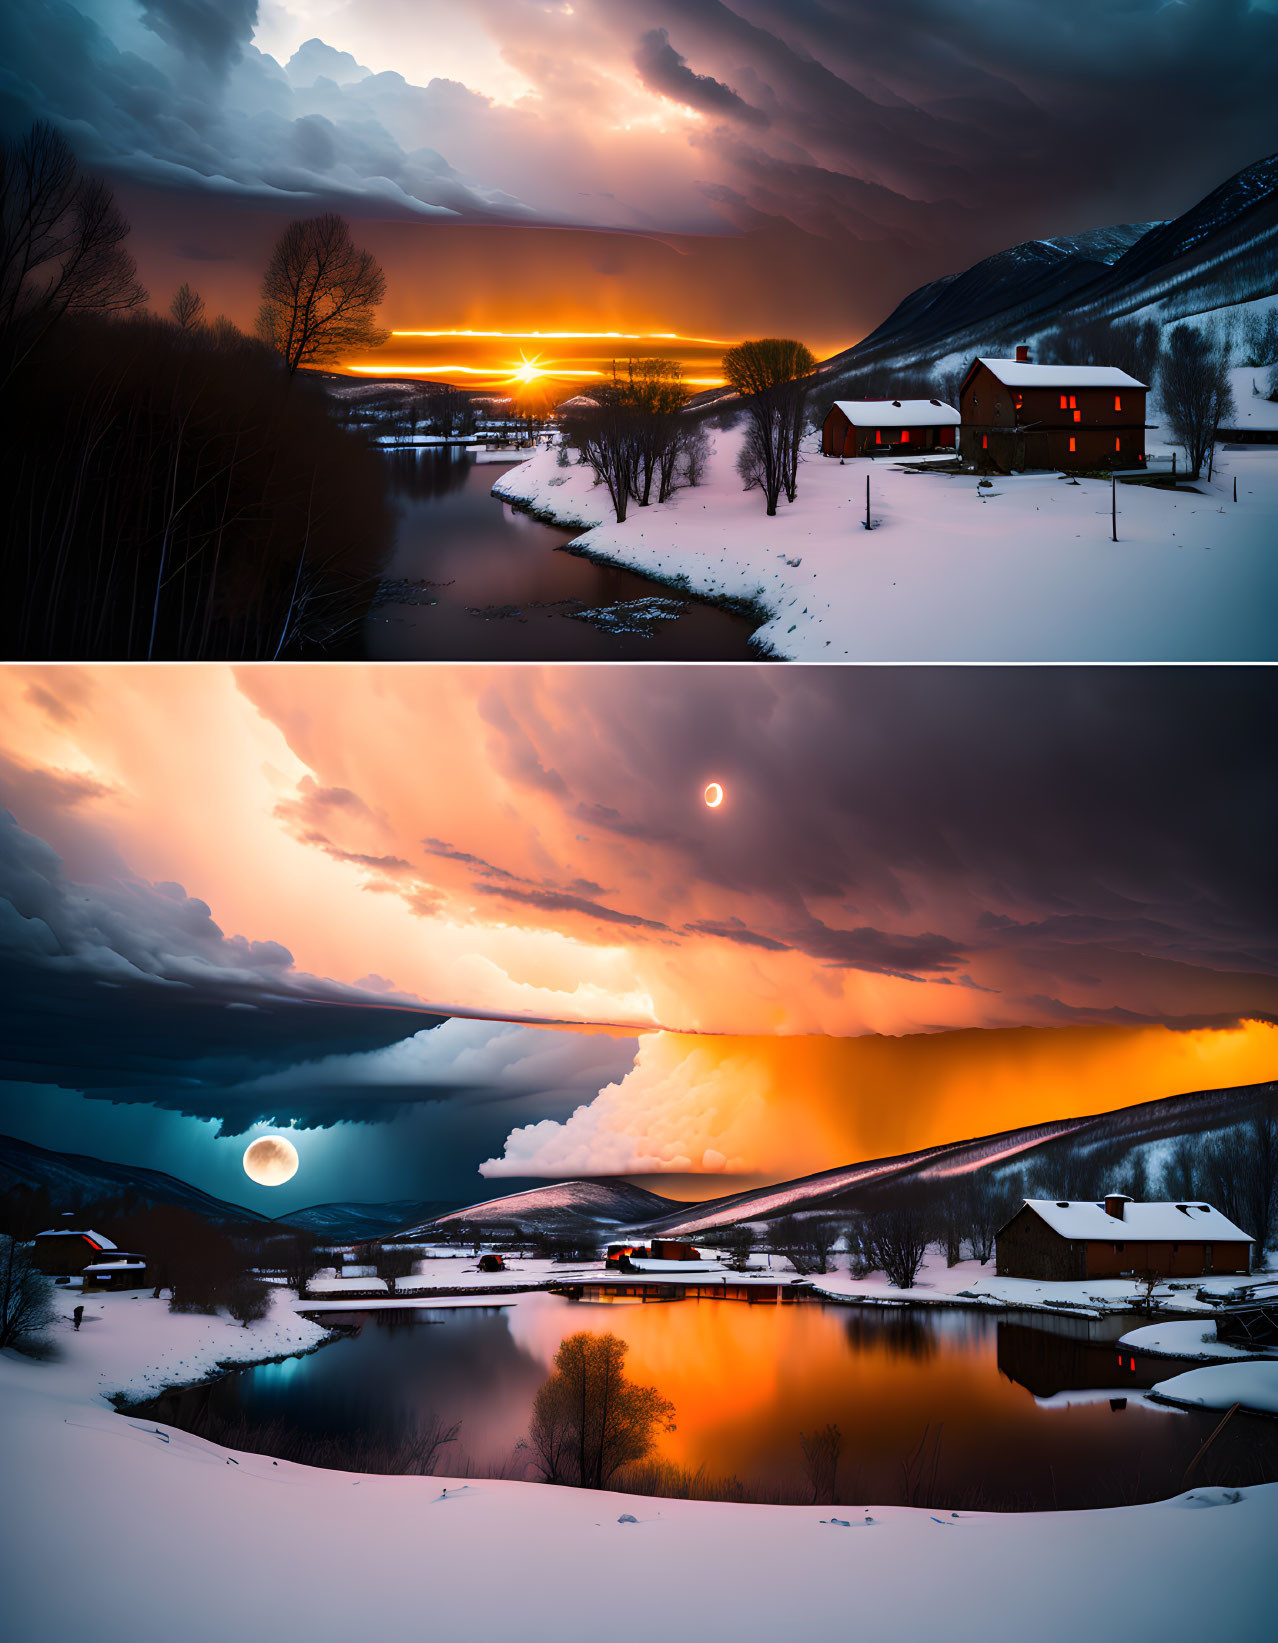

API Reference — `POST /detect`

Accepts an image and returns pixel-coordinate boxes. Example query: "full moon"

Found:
[243,1134,299,1187]
[704,781,724,809]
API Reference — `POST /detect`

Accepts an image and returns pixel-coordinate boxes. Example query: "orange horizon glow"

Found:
[338,324,738,391]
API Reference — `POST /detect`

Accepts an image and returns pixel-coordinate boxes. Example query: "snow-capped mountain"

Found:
[399,1178,685,1237]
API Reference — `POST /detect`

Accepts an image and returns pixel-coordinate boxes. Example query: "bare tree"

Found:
[0,121,146,383]
[1160,323,1234,478]
[800,1423,843,1504]
[561,378,637,522]
[170,282,205,332]
[227,1274,271,1327]
[526,1330,675,1489]
[863,1203,933,1290]
[256,213,389,374]
[0,1236,55,1349]
[1201,1112,1278,1253]
[722,338,817,515]
[375,1245,416,1290]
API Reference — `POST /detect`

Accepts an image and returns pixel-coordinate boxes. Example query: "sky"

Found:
[1,664,1275,1212]
[2,1,1277,371]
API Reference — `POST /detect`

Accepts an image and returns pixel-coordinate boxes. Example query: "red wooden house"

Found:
[821,398,960,458]
[959,346,1147,471]
[995,1195,1251,1280]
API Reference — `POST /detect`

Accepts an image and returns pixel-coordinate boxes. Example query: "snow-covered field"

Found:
[807,1246,1264,1316]
[492,433,1278,660]
[1151,1361,1278,1416]
[2,1295,1275,1643]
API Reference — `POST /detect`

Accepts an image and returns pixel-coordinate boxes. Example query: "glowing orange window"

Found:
[1069,437,1076,452]
[1115,437,1121,452]
[982,435,988,450]
[875,429,881,445]
[1013,393,1023,410]
[1059,394,1068,409]
[1068,396,1077,409]
[901,429,910,443]
[1073,410,1081,423]
[1114,395,1122,412]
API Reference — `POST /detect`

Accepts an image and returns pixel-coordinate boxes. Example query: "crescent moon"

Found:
[704,782,724,809]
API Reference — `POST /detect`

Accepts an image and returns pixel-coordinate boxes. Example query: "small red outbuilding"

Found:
[821,397,960,458]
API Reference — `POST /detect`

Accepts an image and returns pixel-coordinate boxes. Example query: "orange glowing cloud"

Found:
[482,1020,1278,1180]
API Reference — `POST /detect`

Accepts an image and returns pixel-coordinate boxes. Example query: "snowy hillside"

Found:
[405,1178,685,1236]
[0,1132,272,1226]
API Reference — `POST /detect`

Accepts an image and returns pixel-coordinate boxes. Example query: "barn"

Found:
[32,1228,119,1277]
[995,1195,1251,1281]
[959,346,1147,471]
[820,398,960,458]
[81,1255,149,1292]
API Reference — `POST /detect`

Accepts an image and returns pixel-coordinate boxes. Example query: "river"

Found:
[137,1293,1278,1509]
[362,448,764,660]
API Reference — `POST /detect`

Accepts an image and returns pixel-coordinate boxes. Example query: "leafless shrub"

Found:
[800,1423,844,1504]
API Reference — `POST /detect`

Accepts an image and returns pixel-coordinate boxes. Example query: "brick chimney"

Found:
[1015,344,1030,363]
[1104,1193,1132,1220]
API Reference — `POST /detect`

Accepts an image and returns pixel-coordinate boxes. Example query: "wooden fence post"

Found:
[864,473,870,531]
[1112,474,1117,543]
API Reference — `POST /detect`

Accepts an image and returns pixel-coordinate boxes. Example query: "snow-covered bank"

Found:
[492,436,1278,660]
[1120,1319,1278,1363]
[1151,1361,1278,1417]
[2,1301,1275,1643]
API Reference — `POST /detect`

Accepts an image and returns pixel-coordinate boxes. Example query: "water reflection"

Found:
[363,450,764,661]
[142,1295,1278,1509]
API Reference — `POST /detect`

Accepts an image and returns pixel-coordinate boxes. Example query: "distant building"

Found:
[32,1229,119,1277]
[477,1252,504,1273]
[821,398,960,458]
[995,1195,1251,1281]
[81,1255,149,1292]
[606,1238,702,1270]
[959,346,1147,471]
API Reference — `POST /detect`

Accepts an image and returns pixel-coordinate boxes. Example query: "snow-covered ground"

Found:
[2,1296,1275,1643]
[807,1247,1263,1316]
[1120,1319,1278,1363]
[1151,1361,1278,1416]
[1224,365,1278,431]
[493,433,1278,660]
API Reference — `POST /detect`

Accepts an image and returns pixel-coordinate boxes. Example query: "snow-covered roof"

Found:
[1023,1199,1251,1243]
[626,1257,717,1273]
[83,1259,147,1272]
[975,359,1146,390]
[831,398,960,427]
[35,1229,117,1250]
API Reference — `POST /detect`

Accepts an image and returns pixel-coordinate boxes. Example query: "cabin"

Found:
[477,1252,504,1273]
[995,1195,1252,1281]
[32,1228,119,1277]
[821,398,959,458]
[605,1238,702,1270]
[81,1255,149,1292]
[959,346,1147,472]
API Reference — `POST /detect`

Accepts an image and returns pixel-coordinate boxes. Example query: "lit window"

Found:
[982,435,988,450]
[1069,437,1076,453]
[901,430,910,443]
[1059,394,1067,410]
[1014,393,1023,410]
[875,430,881,445]
[1068,396,1077,410]
[1073,410,1081,423]
[1115,437,1121,452]
[1114,395,1122,412]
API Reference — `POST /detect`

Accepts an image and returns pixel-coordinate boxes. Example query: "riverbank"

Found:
[2,1294,1274,1643]
[492,434,1278,661]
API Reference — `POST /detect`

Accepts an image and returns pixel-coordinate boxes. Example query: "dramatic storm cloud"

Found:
[2,664,1275,1190]
[2,1,1275,344]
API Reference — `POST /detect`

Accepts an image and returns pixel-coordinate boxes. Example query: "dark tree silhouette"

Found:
[527,1330,674,1489]
[257,213,389,373]
[0,121,145,384]
[1161,323,1234,477]
[170,282,206,331]
[0,1236,54,1350]
[723,337,816,514]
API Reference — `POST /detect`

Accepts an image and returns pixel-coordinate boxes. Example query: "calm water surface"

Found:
[142,1294,1278,1509]
[362,449,763,660]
